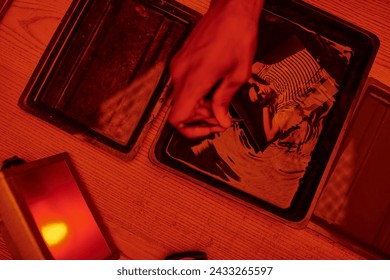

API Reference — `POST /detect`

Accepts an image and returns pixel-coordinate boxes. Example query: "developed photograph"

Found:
[163,11,353,209]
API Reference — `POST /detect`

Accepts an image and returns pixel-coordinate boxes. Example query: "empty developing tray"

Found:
[313,78,390,259]
[19,0,199,160]
[150,0,379,225]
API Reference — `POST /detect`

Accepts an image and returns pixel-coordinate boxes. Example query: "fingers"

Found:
[167,27,253,138]
[168,81,216,125]
[170,97,225,138]
[168,56,228,137]
[177,124,226,139]
[211,69,250,128]
[168,65,250,138]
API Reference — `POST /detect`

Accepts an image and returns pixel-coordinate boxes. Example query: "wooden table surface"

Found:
[0,0,388,260]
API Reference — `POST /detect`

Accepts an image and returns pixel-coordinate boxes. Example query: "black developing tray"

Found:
[312,78,390,259]
[19,0,200,160]
[150,0,379,225]
[0,0,13,21]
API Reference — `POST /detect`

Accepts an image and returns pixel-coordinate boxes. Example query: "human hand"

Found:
[168,0,264,138]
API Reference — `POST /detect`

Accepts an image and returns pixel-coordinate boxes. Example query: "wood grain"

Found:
[1,0,389,259]
[304,0,390,84]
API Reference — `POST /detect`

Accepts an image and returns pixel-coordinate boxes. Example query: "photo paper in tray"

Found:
[151,0,379,225]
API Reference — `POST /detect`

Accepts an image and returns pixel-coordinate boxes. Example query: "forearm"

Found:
[262,107,279,142]
[263,107,272,141]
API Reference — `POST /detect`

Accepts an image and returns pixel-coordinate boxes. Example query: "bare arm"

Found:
[262,106,280,142]
[168,0,264,138]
